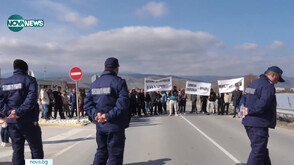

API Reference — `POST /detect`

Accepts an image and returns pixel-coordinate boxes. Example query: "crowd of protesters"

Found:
[129,85,243,118]
[38,86,86,120]
[36,84,242,120]
[129,86,187,117]
[129,85,192,117]
[199,85,243,117]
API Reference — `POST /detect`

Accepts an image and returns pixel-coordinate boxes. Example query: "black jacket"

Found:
[232,90,242,106]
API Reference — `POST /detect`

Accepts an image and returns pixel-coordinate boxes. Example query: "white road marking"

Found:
[0,129,88,160]
[44,129,82,142]
[180,115,241,164]
[51,132,95,158]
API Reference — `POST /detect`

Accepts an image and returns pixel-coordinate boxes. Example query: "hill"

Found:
[46,72,294,90]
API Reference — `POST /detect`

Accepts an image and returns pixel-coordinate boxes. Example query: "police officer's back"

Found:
[84,57,129,165]
[0,59,44,165]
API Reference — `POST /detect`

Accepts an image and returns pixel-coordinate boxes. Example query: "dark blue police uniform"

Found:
[242,66,285,165]
[84,57,130,165]
[0,59,43,165]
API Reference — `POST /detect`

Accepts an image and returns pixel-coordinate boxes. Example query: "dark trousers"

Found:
[233,105,240,116]
[162,102,167,114]
[224,103,229,115]
[218,102,224,115]
[245,126,271,165]
[71,104,77,117]
[47,104,53,118]
[139,102,147,115]
[136,104,142,116]
[54,106,65,119]
[179,101,186,113]
[191,100,197,113]
[130,104,137,116]
[148,102,153,113]
[63,105,70,117]
[150,103,158,115]
[79,103,85,117]
[158,102,163,114]
[201,100,207,113]
[8,122,44,165]
[1,127,9,143]
[94,130,126,165]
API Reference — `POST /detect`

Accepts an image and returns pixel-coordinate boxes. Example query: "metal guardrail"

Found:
[277,109,294,115]
[276,94,294,113]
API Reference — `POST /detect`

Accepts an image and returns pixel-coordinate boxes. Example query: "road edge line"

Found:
[180,115,241,164]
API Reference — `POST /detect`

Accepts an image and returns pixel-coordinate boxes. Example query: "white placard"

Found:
[218,77,244,93]
[185,81,211,96]
[144,77,173,92]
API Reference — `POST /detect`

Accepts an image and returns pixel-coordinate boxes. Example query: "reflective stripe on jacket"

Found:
[0,69,39,123]
[84,70,130,132]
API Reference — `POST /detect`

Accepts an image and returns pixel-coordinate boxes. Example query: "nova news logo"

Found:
[7,14,44,32]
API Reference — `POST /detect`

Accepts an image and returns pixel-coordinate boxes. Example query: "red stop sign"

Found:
[70,67,83,81]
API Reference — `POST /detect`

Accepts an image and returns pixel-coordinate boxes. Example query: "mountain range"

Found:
[46,72,294,90]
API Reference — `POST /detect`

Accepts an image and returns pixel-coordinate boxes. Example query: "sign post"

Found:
[69,67,83,122]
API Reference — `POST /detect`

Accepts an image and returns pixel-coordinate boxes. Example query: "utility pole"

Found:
[43,67,47,80]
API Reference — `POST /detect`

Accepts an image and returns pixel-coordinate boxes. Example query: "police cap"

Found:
[13,59,28,71]
[267,66,285,82]
[104,57,119,68]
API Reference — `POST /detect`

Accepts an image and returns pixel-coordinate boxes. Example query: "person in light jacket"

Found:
[40,85,49,119]
[223,93,231,115]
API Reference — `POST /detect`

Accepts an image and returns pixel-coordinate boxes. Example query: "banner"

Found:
[185,81,211,96]
[144,77,173,92]
[218,77,244,93]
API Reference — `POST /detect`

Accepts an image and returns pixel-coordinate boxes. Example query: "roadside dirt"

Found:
[277,120,294,131]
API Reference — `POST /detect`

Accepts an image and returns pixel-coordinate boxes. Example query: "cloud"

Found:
[62,12,98,27]
[36,0,98,27]
[137,2,168,18]
[0,27,221,76]
[0,26,292,77]
[235,43,259,51]
[268,40,285,50]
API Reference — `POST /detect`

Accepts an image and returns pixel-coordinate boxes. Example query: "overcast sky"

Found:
[0,0,293,78]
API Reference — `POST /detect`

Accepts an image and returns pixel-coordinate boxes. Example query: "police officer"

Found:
[84,57,130,165]
[0,59,44,165]
[242,66,285,165]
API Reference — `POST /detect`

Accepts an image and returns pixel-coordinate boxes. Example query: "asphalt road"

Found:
[1,105,294,165]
